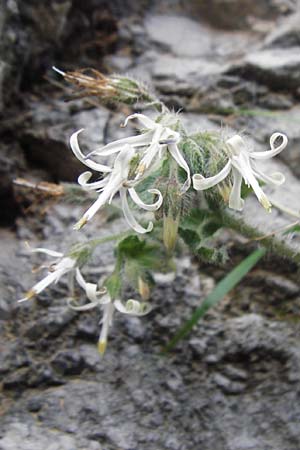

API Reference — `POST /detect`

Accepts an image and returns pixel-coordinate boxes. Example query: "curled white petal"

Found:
[120,188,153,234]
[228,167,244,211]
[252,168,285,186]
[128,187,163,211]
[226,134,247,155]
[122,113,157,130]
[250,133,288,160]
[70,129,112,173]
[29,248,64,258]
[75,268,107,303]
[193,160,231,190]
[78,171,108,191]
[168,143,191,192]
[114,299,152,316]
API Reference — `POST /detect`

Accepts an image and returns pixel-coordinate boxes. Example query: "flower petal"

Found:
[168,143,191,192]
[193,160,231,190]
[85,131,154,159]
[98,302,115,354]
[120,188,153,234]
[74,174,123,228]
[114,299,152,316]
[74,196,107,229]
[29,248,63,258]
[113,144,136,177]
[228,167,244,211]
[128,187,163,211]
[30,271,61,295]
[70,129,112,173]
[232,152,272,211]
[252,168,285,186]
[75,268,107,302]
[122,113,157,130]
[67,298,99,311]
[78,171,107,191]
[249,133,288,160]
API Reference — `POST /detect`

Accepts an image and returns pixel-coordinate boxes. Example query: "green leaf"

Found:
[179,208,224,259]
[283,223,300,235]
[105,272,122,300]
[196,246,228,265]
[178,228,200,249]
[163,247,266,352]
[117,235,162,270]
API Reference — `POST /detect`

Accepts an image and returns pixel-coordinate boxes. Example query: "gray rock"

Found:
[24,306,75,340]
[51,350,84,375]
[265,11,300,48]
[231,47,300,91]
[145,14,259,58]
[2,3,300,450]
[185,0,297,30]
[21,100,110,182]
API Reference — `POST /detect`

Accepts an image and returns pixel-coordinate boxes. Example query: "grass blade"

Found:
[163,247,266,352]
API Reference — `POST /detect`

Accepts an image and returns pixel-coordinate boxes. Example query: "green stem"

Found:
[220,211,300,265]
[89,231,130,249]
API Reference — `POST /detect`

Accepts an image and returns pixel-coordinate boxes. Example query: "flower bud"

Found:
[162,177,182,253]
[53,67,157,107]
[138,276,150,301]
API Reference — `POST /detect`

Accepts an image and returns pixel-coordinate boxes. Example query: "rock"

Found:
[0,143,26,225]
[213,373,246,394]
[2,313,300,449]
[230,48,300,91]
[0,421,96,450]
[2,2,300,449]
[145,15,213,58]
[24,306,75,340]
[0,0,28,110]
[186,0,297,30]
[51,350,84,375]
[145,14,258,58]
[265,11,300,48]
[21,100,110,182]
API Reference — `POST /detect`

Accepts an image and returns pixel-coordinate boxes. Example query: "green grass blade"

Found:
[163,247,266,352]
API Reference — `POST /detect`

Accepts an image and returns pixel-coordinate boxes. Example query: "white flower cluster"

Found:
[71,113,288,230]
[193,132,288,211]
[70,113,190,233]
[19,248,151,354]
[19,112,288,353]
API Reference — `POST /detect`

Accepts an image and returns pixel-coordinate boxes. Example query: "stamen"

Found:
[74,216,88,230]
[98,340,107,355]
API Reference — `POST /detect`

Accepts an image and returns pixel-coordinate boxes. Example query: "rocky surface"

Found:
[1,1,300,449]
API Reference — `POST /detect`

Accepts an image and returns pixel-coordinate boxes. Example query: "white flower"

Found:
[83,113,191,192]
[18,248,76,302]
[19,247,107,306]
[71,132,163,233]
[67,286,152,354]
[192,132,288,211]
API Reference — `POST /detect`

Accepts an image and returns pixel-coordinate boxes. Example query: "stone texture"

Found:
[265,10,300,47]
[230,47,300,91]
[2,2,300,450]
[20,100,110,182]
[186,0,298,30]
